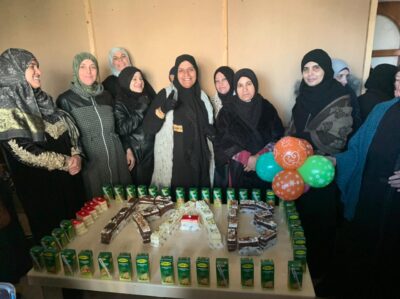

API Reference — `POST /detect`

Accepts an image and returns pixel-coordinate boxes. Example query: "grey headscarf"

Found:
[108,47,132,76]
[0,48,81,150]
[70,52,104,101]
[0,48,55,142]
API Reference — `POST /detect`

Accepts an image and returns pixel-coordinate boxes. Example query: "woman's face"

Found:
[78,59,97,86]
[395,71,400,97]
[302,61,325,87]
[177,61,197,89]
[112,51,130,72]
[129,71,144,93]
[215,72,230,95]
[237,76,255,102]
[25,59,41,89]
[335,69,350,86]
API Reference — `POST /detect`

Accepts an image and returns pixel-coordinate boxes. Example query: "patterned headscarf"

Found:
[108,47,132,76]
[0,48,56,142]
[70,52,103,100]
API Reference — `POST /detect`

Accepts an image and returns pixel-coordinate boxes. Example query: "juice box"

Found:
[226,188,236,208]
[293,245,307,272]
[51,228,68,248]
[216,258,229,287]
[126,184,137,200]
[251,188,261,201]
[212,188,222,207]
[175,187,185,208]
[177,257,191,286]
[261,259,274,289]
[148,185,158,197]
[40,235,59,251]
[136,253,150,282]
[78,250,94,278]
[291,226,305,240]
[113,185,126,202]
[241,257,254,288]
[266,189,276,206]
[60,219,75,241]
[288,260,303,289]
[292,235,306,246]
[201,187,210,204]
[196,257,210,286]
[98,252,114,279]
[160,256,174,285]
[30,246,44,271]
[118,252,132,281]
[239,188,248,201]
[61,248,77,276]
[43,248,60,274]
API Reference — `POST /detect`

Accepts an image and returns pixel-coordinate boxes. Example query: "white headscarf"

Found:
[108,47,132,76]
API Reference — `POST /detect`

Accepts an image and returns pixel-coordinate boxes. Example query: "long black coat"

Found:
[214,97,284,189]
[114,95,154,185]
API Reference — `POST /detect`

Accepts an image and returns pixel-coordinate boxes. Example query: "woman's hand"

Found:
[126,148,135,171]
[68,155,82,175]
[244,154,259,172]
[388,170,400,192]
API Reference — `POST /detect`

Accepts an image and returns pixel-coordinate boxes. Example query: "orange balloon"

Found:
[273,137,308,169]
[300,139,314,157]
[272,169,304,201]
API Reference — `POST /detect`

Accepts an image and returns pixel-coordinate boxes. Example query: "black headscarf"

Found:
[365,63,397,99]
[0,48,56,142]
[293,49,348,134]
[169,66,176,77]
[231,68,262,129]
[172,54,210,184]
[214,66,234,106]
[116,66,146,109]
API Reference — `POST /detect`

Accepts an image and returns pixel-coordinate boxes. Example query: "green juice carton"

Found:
[241,257,254,288]
[43,248,61,274]
[212,188,223,208]
[293,245,307,272]
[61,248,77,276]
[78,249,94,278]
[98,251,114,279]
[30,246,44,272]
[216,258,229,287]
[196,257,210,286]
[177,257,191,286]
[136,253,150,282]
[261,259,274,289]
[118,252,132,281]
[288,260,303,289]
[160,256,174,285]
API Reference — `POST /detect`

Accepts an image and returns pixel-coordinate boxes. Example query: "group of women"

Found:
[0,46,399,299]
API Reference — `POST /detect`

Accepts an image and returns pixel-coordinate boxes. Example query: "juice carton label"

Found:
[216,258,229,287]
[78,250,94,278]
[196,257,210,286]
[98,252,114,279]
[160,256,174,285]
[261,259,274,289]
[136,253,150,282]
[118,252,132,281]
[241,258,254,288]
[178,257,191,286]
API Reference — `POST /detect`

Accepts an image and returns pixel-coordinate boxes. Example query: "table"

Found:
[28,202,315,299]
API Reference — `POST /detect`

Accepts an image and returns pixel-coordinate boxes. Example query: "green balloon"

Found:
[298,155,335,188]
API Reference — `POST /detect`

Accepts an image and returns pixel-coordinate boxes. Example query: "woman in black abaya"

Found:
[115,66,155,185]
[143,54,214,189]
[287,49,353,297]
[214,68,284,190]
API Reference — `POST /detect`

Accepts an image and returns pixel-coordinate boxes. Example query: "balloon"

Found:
[273,136,308,169]
[298,155,335,188]
[255,152,283,182]
[300,139,314,157]
[272,169,305,201]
